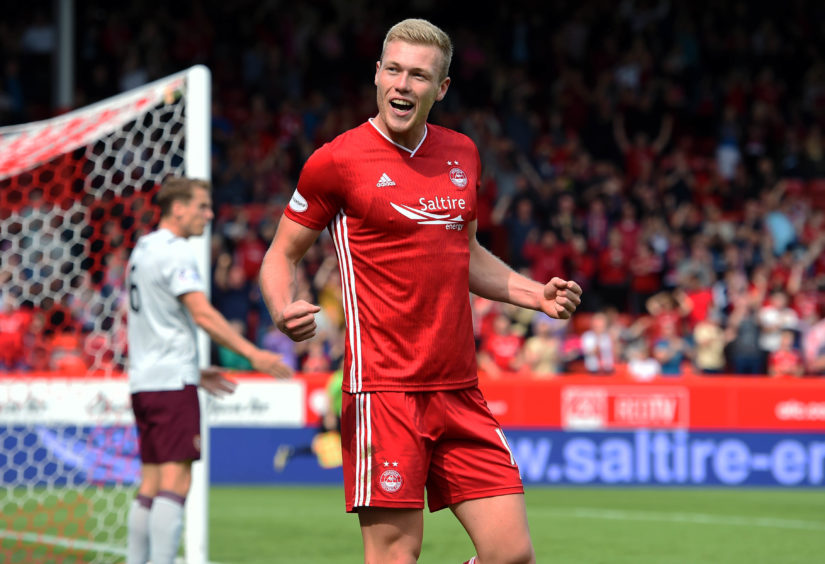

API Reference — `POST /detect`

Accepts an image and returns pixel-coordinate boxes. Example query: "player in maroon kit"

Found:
[260,18,582,564]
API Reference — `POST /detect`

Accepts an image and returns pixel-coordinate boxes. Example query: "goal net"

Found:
[0,66,211,563]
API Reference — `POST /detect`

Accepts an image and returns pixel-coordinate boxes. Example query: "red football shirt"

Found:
[284,120,480,393]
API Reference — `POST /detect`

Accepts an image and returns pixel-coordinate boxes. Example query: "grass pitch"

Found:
[209,486,825,564]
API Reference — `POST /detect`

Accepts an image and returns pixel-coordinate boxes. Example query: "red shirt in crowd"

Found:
[0,308,33,367]
[481,332,524,372]
[769,349,803,378]
[523,236,569,283]
[597,246,628,286]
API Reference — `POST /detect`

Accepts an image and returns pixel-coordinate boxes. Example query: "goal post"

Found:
[0,65,212,563]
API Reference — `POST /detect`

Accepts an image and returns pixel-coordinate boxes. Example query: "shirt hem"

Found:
[342,378,478,394]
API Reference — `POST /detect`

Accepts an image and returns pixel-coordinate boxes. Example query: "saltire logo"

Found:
[390,202,463,225]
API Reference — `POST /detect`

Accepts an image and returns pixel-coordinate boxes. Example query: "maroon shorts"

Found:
[131,385,201,464]
[341,387,523,513]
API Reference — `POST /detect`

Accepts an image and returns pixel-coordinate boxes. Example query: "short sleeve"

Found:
[166,244,206,297]
[284,145,343,230]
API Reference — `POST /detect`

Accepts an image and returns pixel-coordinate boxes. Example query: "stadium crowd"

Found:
[2,0,825,377]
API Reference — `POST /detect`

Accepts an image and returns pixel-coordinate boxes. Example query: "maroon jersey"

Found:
[284,120,480,392]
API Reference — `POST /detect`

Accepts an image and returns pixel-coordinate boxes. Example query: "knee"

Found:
[364,545,420,564]
[478,540,535,564]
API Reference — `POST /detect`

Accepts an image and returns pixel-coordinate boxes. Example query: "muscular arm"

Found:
[259,216,323,341]
[467,220,581,319]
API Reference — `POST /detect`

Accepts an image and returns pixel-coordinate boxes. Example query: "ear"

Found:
[171,199,185,218]
[374,60,381,86]
[435,76,451,102]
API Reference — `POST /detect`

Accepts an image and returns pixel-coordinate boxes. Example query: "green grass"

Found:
[3,486,822,562]
[209,486,825,564]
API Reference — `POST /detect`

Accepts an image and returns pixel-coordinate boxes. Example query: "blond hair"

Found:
[381,18,453,80]
[156,176,211,217]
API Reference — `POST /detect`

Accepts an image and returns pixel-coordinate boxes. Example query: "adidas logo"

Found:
[376,173,396,187]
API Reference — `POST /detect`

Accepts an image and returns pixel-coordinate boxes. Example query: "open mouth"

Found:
[390,99,414,112]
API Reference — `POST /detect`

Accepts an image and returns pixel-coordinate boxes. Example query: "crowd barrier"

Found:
[1,372,823,487]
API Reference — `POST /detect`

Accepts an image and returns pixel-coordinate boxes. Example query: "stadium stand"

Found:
[2,0,825,377]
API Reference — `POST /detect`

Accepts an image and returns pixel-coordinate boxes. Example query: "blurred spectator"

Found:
[802,315,825,376]
[301,340,332,373]
[523,229,569,283]
[234,227,267,280]
[626,342,661,382]
[493,195,538,269]
[628,240,664,315]
[0,295,33,370]
[726,297,765,375]
[675,271,714,332]
[478,313,524,377]
[692,312,727,375]
[566,234,598,308]
[580,311,615,374]
[212,253,253,328]
[520,314,562,379]
[652,321,689,376]
[768,329,804,378]
[757,291,800,357]
[595,228,629,312]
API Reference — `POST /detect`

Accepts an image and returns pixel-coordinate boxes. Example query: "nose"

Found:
[393,71,411,91]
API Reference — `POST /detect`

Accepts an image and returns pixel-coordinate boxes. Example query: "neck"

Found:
[371,116,426,152]
[159,219,185,238]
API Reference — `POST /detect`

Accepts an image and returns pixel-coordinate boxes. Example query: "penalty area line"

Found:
[535,507,825,531]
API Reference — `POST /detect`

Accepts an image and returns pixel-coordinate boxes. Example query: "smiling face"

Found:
[373,39,450,150]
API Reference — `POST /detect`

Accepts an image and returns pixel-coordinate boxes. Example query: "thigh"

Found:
[358,508,423,564]
[427,387,523,512]
[451,493,534,564]
[158,460,193,497]
[341,391,431,512]
[131,385,201,464]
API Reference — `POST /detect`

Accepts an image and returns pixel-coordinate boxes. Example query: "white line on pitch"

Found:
[534,507,825,531]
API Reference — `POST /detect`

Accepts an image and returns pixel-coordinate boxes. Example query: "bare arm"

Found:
[180,291,292,378]
[259,216,323,341]
[467,220,582,319]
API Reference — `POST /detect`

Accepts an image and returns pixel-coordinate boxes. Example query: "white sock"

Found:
[149,491,185,564]
[126,495,152,564]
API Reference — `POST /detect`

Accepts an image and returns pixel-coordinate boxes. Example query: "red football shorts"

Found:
[341,386,523,512]
[131,384,201,464]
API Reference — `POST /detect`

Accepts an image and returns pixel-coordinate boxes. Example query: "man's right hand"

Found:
[278,300,322,342]
[249,349,293,379]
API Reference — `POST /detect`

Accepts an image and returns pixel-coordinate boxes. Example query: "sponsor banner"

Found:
[209,427,825,487]
[6,424,822,487]
[0,380,134,425]
[206,379,305,427]
[0,377,306,427]
[479,376,825,431]
[507,429,825,487]
[561,386,689,430]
